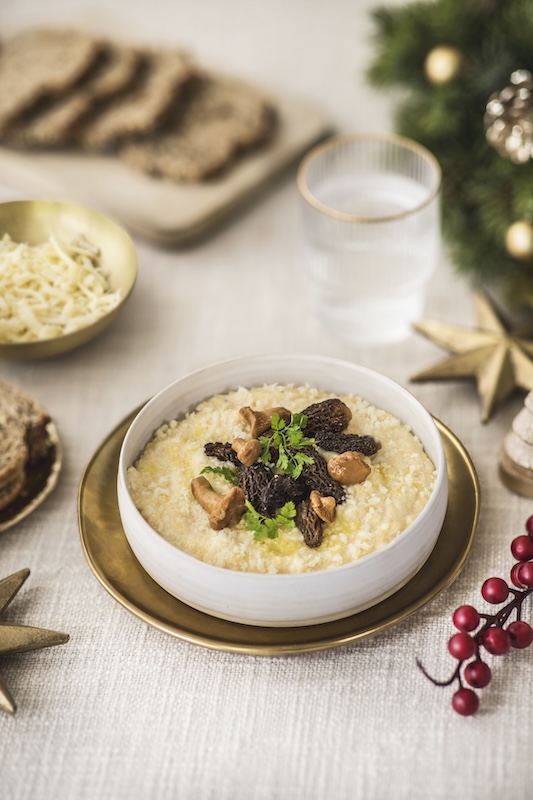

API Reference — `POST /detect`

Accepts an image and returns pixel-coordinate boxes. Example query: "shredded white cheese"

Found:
[0,232,122,343]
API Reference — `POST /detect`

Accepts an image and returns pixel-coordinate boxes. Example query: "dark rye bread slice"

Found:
[0,421,27,489]
[0,382,52,512]
[79,48,193,151]
[0,470,26,512]
[119,71,276,182]
[0,28,102,133]
[4,41,143,148]
[0,381,51,466]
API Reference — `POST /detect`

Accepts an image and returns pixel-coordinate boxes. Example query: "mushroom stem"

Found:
[239,406,291,438]
[232,437,262,466]
[191,476,246,530]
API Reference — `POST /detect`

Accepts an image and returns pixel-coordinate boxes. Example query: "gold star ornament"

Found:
[0,568,69,714]
[411,291,533,423]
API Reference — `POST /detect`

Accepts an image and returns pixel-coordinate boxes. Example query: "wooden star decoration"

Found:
[410,291,533,423]
[0,568,69,715]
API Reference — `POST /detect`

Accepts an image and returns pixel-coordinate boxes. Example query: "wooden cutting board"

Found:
[0,91,331,246]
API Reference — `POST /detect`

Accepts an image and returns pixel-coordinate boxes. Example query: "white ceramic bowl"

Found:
[117,354,448,627]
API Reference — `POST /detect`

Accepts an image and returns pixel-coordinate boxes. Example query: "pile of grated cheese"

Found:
[0,232,122,343]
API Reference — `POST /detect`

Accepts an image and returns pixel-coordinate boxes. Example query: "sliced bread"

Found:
[119,71,276,181]
[4,41,143,148]
[0,381,51,465]
[79,48,194,151]
[0,421,27,488]
[0,470,26,512]
[0,28,102,132]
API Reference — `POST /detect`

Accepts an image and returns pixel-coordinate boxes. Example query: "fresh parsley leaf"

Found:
[258,413,316,479]
[277,451,290,472]
[244,500,296,541]
[277,501,297,525]
[289,450,315,479]
[200,465,238,484]
[271,413,283,431]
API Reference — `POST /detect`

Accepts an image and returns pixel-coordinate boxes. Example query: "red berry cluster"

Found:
[418,514,533,716]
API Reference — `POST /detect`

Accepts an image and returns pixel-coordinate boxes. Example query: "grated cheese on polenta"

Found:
[127,385,437,574]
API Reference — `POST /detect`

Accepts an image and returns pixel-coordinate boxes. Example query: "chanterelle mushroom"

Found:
[191,476,246,530]
[231,437,262,466]
[239,406,291,438]
[310,490,336,523]
[327,451,371,486]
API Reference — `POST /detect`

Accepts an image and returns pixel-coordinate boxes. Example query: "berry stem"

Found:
[418,514,533,715]
[416,658,461,687]
[478,588,532,633]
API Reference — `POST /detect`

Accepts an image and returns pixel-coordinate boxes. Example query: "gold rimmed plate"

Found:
[78,410,479,655]
[0,422,62,533]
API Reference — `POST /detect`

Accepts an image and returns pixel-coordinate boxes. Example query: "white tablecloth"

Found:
[1,2,531,798]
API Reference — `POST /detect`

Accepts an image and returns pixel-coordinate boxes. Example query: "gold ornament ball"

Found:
[505,221,533,261]
[424,46,462,85]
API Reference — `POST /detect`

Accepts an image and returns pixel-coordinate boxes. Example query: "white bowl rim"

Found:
[118,353,448,581]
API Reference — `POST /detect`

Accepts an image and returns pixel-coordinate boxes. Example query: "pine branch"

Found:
[367,0,533,306]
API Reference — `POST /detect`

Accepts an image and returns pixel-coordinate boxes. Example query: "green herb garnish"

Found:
[200,465,238,484]
[259,413,315,479]
[243,500,296,541]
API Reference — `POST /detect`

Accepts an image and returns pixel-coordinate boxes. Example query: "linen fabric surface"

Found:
[1,1,531,799]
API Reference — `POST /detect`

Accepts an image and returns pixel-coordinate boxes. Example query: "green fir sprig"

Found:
[367,0,533,310]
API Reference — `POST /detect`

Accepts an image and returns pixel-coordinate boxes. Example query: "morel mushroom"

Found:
[191,476,246,530]
[327,451,371,485]
[238,463,274,516]
[299,445,345,503]
[313,430,380,456]
[301,398,352,435]
[295,498,324,548]
[239,406,291,438]
[261,473,307,517]
[204,441,240,465]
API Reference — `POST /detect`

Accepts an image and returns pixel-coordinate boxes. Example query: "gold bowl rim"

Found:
[0,198,138,360]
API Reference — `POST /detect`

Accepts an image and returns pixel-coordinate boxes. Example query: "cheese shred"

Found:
[0,232,122,342]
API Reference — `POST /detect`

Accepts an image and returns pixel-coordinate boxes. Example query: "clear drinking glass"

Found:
[297,134,441,344]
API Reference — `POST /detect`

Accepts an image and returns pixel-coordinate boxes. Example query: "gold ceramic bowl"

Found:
[0,199,137,359]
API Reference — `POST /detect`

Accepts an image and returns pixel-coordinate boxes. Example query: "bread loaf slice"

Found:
[4,41,143,148]
[0,381,53,512]
[119,71,276,182]
[0,421,27,488]
[79,48,193,151]
[0,470,26,511]
[0,28,102,132]
[0,381,51,466]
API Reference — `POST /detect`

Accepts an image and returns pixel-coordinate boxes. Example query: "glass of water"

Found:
[297,134,441,344]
